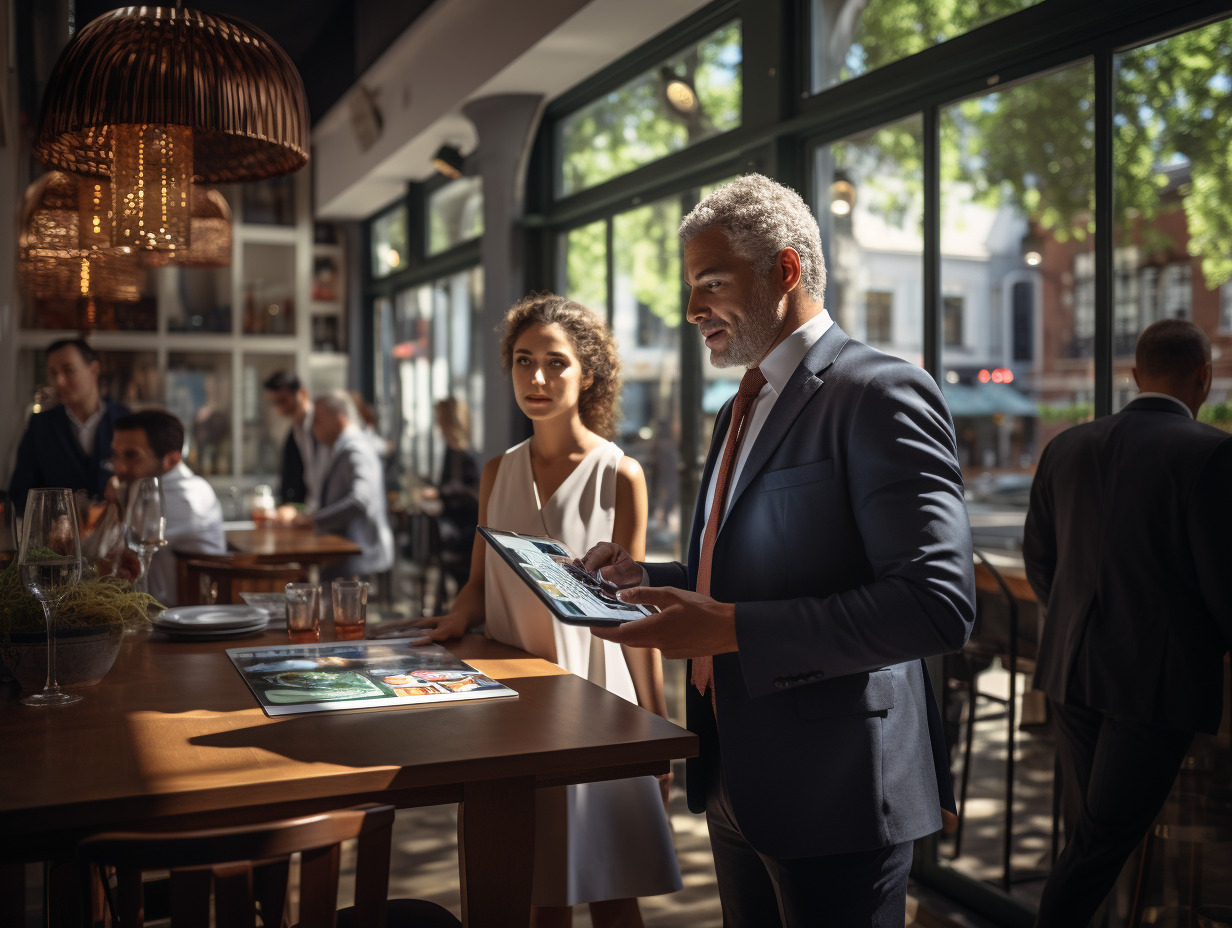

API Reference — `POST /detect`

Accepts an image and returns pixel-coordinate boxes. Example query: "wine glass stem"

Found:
[41,600,62,696]
[137,549,154,594]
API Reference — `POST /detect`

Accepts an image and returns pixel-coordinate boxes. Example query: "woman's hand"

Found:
[412,610,472,641]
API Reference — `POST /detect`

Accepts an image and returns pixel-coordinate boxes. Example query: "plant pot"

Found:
[0,623,124,691]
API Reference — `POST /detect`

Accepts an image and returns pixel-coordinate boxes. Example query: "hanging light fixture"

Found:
[34,6,308,254]
[17,172,147,303]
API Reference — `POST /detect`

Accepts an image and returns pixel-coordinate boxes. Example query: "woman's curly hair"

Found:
[499,292,622,440]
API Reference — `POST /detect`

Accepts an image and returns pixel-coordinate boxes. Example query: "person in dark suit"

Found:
[1023,318,1232,928]
[263,370,319,506]
[582,174,974,926]
[297,391,394,583]
[9,338,129,516]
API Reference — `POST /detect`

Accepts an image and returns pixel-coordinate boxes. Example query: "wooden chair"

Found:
[78,803,461,928]
[175,551,309,606]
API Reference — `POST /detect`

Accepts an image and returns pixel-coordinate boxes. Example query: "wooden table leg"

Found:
[458,777,535,928]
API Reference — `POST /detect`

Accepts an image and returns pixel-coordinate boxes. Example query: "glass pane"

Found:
[242,243,296,335]
[612,197,682,561]
[371,204,408,279]
[239,175,296,226]
[427,176,484,255]
[814,117,923,366]
[936,62,1095,911]
[389,285,434,482]
[561,220,608,318]
[162,265,233,333]
[1113,18,1232,419]
[166,352,233,477]
[810,0,1042,93]
[240,354,295,478]
[558,20,742,197]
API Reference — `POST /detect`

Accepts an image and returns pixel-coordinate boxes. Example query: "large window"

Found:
[809,0,1044,93]
[557,20,742,197]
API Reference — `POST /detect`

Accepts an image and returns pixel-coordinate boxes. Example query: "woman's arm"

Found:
[417,455,502,640]
[611,456,666,716]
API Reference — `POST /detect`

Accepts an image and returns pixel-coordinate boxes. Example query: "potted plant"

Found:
[0,561,161,691]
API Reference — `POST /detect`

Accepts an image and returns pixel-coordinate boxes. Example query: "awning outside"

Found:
[942,381,1039,418]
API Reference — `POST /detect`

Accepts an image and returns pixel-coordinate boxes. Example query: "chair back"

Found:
[79,803,395,928]
[176,552,309,605]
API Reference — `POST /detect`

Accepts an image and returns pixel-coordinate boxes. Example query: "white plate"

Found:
[158,618,270,641]
[153,605,267,631]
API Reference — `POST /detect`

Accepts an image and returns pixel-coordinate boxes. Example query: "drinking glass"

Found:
[125,477,167,595]
[286,582,321,643]
[331,580,369,640]
[17,487,83,707]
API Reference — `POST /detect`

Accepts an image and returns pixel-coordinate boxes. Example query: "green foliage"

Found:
[845,6,1232,288]
[1038,402,1094,424]
[615,201,683,328]
[559,22,742,196]
[0,560,160,644]
[1198,401,1232,432]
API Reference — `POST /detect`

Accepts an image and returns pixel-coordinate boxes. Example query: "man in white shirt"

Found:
[263,370,323,508]
[111,409,227,606]
[9,338,129,515]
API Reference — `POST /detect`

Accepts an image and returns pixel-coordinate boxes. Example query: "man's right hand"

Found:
[579,541,643,589]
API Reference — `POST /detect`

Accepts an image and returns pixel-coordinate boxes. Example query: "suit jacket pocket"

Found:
[794,668,895,719]
[762,458,835,491]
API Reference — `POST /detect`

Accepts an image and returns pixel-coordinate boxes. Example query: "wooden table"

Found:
[0,628,696,927]
[226,525,362,564]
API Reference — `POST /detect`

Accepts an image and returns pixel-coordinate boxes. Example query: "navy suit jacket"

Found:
[645,324,974,858]
[8,401,129,515]
[1023,396,1232,734]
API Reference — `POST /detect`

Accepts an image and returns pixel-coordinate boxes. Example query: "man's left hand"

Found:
[590,586,737,659]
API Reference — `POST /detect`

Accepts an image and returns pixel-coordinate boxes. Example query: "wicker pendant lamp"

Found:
[18,172,147,302]
[34,6,308,252]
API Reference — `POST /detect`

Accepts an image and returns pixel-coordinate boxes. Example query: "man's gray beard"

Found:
[709,276,785,369]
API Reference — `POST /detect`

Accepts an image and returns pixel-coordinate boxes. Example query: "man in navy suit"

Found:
[1024,319,1232,927]
[583,174,974,925]
[9,338,129,516]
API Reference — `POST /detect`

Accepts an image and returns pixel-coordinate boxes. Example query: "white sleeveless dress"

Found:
[485,438,682,906]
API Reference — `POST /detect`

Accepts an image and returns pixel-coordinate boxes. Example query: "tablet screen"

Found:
[478,527,654,626]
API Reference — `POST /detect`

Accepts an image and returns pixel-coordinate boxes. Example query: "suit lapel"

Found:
[725,325,850,514]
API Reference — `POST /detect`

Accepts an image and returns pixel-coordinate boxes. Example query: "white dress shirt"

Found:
[702,310,834,529]
[147,462,228,606]
[66,404,105,456]
[1135,392,1193,418]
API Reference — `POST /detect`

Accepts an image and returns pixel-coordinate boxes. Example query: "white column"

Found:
[461,94,545,460]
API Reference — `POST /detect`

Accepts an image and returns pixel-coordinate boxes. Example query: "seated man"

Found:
[300,391,394,583]
[111,410,227,606]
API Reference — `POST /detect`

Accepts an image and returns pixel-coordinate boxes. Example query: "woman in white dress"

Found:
[417,293,681,927]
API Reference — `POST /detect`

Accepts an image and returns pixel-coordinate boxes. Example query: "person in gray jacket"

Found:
[299,391,394,583]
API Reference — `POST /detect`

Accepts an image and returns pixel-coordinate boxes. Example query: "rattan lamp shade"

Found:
[17,172,147,302]
[33,6,309,184]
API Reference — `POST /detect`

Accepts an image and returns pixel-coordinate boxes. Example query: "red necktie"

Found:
[691,366,767,698]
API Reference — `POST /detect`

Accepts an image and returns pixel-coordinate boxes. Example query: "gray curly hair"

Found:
[678,174,827,302]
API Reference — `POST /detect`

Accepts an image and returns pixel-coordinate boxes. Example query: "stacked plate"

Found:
[152,605,270,641]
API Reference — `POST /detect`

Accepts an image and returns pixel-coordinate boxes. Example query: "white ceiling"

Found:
[311,0,712,218]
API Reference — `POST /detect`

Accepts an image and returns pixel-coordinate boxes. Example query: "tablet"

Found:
[478,526,655,626]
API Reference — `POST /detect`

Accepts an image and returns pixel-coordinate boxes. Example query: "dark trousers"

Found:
[705,772,913,927]
[1034,700,1192,928]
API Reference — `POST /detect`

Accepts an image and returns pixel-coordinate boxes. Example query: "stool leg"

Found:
[953,677,978,859]
[1128,832,1155,928]
[1185,841,1201,928]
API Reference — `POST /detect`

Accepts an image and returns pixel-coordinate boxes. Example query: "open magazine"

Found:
[226,638,517,717]
[478,526,656,626]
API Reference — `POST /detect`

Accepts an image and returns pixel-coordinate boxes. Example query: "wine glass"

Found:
[125,476,168,595]
[17,487,83,707]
